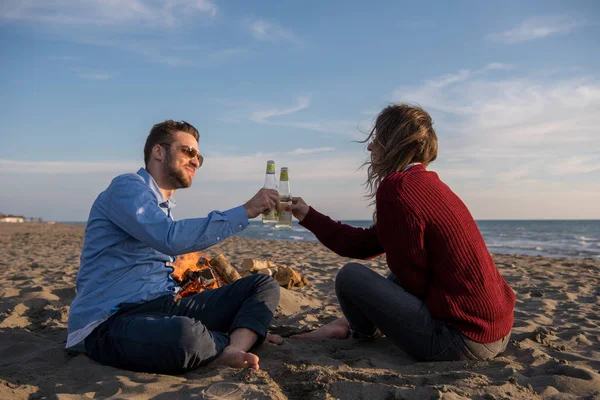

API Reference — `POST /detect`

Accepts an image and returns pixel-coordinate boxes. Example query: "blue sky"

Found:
[1,0,599,221]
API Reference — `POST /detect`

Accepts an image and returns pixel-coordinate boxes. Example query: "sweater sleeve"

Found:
[299,207,384,260]
[376,175,429,296]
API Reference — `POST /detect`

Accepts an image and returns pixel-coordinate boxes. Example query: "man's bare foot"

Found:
[214,348,260,370]
[266,333,283,346]
[291,318,350,339]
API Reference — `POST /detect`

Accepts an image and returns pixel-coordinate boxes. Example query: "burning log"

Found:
[170,252,227,302]
[170,252,207,282]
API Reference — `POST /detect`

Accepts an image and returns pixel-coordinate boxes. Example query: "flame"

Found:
[170,252,210,282]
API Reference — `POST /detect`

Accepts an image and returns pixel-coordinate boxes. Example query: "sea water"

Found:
[232,220,600,259]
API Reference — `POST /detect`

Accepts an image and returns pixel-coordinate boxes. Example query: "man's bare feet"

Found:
[214,347,260,370]
[291,318,350,339]
[266,333,283,346]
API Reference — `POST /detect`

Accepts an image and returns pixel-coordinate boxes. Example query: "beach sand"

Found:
[1,223,599,399]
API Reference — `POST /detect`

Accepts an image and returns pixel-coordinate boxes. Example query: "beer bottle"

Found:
[262,160,278,224]
[276,167,292,229]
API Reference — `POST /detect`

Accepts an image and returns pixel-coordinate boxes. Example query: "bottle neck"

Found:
[279,179,291,197]
[264,173,277,189]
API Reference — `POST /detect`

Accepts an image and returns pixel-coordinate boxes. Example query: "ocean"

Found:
[233,220,600,260]
[61,219,600,259]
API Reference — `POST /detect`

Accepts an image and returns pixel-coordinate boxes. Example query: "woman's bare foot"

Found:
[291,318,350,339]
[265,333,283,346]
[214,347,260,370]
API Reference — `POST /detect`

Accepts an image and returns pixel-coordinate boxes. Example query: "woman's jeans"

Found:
[84,274,280,374]
[336,263,509,361]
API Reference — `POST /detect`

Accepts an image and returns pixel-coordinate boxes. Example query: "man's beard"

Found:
[164,152,192,189]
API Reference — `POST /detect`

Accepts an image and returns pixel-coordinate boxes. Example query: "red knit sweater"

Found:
[300,164,515,343]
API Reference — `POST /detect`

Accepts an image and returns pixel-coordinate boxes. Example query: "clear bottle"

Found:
[276,167,292,229]
[262,160,278,224]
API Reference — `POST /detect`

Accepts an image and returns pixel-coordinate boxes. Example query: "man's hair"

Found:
[144,120,199,166]
[363,104,438,202]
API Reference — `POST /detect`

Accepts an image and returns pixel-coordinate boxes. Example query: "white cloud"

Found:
[426,69,471,88]
[0,148,358,182]
[0,0,217,27]
[393,68,600,150]
[488,15,583,44]
[482,63,513,71]
[285,147,336,155]
[250,97,310,123]
[243,97,366,138]
[248,18,302,44]
[0,159,137,174]
[1,1,253,68]
[549,156,600,176]
[0,150,372,220]
[392,65,600,218]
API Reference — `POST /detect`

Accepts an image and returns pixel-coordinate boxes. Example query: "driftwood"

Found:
[210,254,242,284]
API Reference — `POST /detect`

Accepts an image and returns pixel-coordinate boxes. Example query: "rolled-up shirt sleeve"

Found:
[107,175,248,255]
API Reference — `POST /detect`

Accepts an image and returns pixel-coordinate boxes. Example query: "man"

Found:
[67,120,282,374]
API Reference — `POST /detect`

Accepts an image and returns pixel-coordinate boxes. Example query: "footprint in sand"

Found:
[202,382,274,399]
[203,382,242,399]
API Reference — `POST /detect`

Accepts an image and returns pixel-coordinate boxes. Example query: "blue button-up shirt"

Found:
[66,168,249,349]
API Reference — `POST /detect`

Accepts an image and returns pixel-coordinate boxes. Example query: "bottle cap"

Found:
[266,160,275,174]
[280,167,289,181]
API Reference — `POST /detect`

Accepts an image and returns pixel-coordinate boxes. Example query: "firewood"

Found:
[273,266,307,289]
[209,254,242,284]
[240,259,276,273]
[256,268,273,276]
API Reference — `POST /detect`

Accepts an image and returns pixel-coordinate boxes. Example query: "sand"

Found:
[1,223,599,399]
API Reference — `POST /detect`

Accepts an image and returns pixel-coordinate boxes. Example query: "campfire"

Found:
[170,252,309,302]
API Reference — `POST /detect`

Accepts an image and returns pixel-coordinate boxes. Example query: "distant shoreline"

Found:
[21,220,600,260]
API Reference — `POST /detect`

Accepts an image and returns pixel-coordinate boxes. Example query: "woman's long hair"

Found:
[362,104,439,206]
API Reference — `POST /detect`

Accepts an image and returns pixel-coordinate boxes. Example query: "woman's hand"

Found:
[291,197,310,222]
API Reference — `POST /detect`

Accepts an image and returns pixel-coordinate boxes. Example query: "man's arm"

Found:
[106,175,248,255]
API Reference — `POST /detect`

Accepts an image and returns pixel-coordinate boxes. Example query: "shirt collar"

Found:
[136,168,177,209]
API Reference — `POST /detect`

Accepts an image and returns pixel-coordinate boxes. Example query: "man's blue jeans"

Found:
[336,263,509,361]
[84,274,280,374]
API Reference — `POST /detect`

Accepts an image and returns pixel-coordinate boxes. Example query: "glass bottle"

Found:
[276,167,292,229]
[262,160,278,224]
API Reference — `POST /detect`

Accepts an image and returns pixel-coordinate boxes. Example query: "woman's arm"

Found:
[293,198,384,260]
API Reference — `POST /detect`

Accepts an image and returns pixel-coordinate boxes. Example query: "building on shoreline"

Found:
[0,213,24,223]
[0,213,41,223]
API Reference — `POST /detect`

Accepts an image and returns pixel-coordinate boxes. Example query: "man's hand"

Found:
[244,188,280,218]
[291,197,310,222]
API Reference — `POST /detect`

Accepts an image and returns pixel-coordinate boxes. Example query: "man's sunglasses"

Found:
[161,143,204,168]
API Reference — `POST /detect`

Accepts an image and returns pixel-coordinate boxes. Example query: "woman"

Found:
[291,104,515,361]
